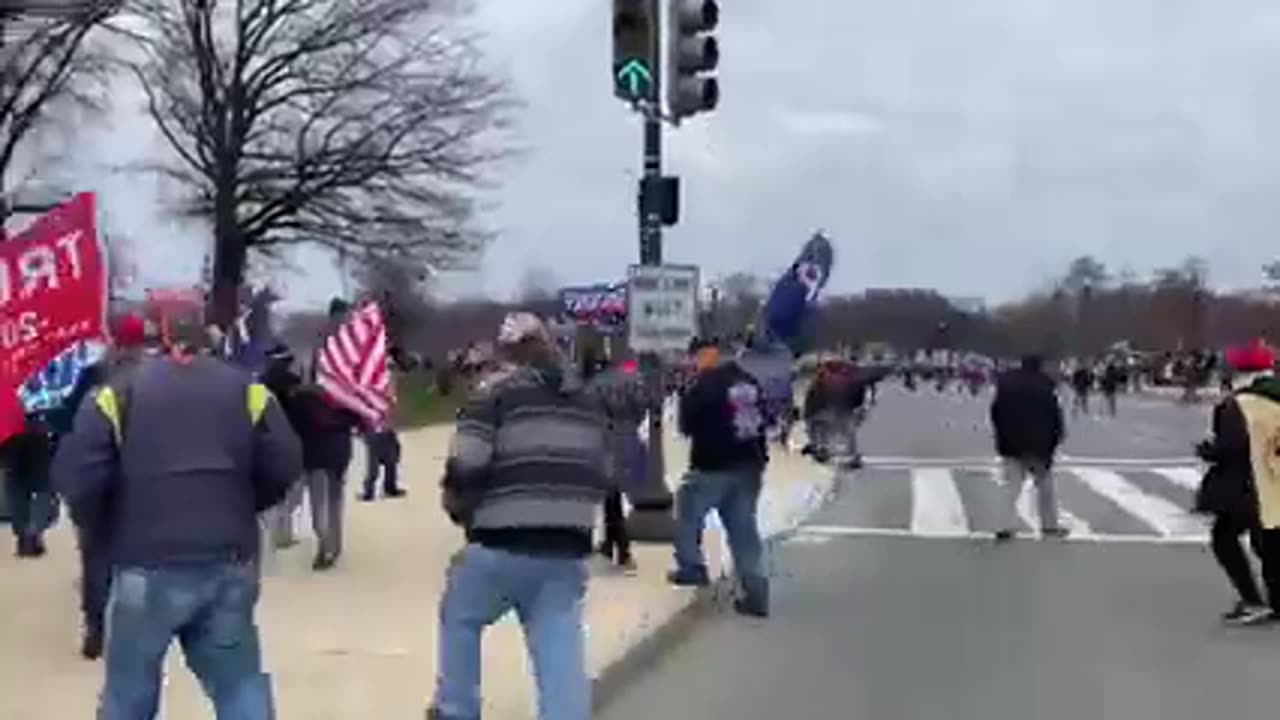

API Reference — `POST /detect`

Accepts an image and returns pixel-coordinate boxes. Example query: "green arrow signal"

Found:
[616,58,652,99]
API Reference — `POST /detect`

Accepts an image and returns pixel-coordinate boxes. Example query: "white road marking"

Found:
[1001,470,1093,538]
[910,468,969,537]
[799,524,1205,545]
[1151,466,1203,491]
[1069,467,1207,538]
[863,456,1201,468]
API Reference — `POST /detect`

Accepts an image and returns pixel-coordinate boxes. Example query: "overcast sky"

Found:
[43,0,1280,307]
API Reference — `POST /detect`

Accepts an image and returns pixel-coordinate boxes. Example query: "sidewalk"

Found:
[0,423,833,719]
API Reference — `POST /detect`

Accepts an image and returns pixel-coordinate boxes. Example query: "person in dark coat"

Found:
[64,314,149,660]
[1195,340,1280,625]
[990,354,1068,541]
[2,414,54,558]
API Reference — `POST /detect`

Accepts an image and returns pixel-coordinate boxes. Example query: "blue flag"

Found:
[762,231,834,350]
[19,340,108,414]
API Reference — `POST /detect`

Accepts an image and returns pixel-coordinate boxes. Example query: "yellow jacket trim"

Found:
[92,382,272,446]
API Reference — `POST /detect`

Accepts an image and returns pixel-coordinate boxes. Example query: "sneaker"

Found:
[1041,527,1071,539]
[667,568,710,587]
[312,553,336,572]
[384,487,408,499]
[619,558,638,577]
[1223,603,1272,626]
[733,598,769,619]
[994,530,1015,543]
[357,491,375,502]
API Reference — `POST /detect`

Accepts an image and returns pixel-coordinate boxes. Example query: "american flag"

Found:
[316,301,394,425]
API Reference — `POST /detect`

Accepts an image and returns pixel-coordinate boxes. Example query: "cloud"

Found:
[53,0,1280,307]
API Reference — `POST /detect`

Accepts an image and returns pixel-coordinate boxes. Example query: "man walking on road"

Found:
[1194,339,1280,625]
[429,312,610,720]
[990,354,1069,541]
[53,322,302,719]
[669,344,771,618]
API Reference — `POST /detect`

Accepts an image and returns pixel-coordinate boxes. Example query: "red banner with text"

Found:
[0,193,107,444]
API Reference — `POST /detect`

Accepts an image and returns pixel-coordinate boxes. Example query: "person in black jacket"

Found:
[990,354,1068,541]
[1194,341,1280,626]
[669,347,771,618]
[2,414,54,558]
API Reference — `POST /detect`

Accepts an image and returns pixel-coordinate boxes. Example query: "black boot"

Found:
[81,625,104,660]
[15,534,45,558]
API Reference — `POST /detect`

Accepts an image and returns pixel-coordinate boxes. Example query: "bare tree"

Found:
[120,0,513,323]
[0,1,117,218]
[353,250,434,351]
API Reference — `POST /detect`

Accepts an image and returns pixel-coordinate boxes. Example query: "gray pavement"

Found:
[600,534,1280,720]
[860,382,1209,461]
[599,386,1280,720]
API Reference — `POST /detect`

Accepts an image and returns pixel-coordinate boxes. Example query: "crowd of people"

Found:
[2,297,417,714]
[13,290,1280,717]
[2,303,790,720]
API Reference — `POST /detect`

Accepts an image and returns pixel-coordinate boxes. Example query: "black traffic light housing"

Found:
[613,0,657,102]
[667,0,720,122]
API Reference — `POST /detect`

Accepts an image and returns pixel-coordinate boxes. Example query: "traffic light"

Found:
[613,0,657,102]
[667,0,719,122]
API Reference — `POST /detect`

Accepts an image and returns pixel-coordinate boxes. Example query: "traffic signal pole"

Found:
[637,0,672,516]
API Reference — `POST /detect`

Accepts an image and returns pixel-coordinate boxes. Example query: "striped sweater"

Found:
[443,362,611,535]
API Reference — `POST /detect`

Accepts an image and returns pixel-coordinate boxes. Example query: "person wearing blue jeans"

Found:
[100,563,273,719]
[672,466,768,613]
[669,344,771,618]
[433,544,589,720]
[52,330,301,720]
[429,312,610,720]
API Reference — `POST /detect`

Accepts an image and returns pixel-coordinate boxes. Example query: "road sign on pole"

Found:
[627,264,699,354]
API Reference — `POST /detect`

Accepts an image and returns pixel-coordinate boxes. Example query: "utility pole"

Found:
[611,0,719,535]
[636,0,669,514]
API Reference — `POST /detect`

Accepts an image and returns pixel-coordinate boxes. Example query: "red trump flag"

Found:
[0,193,108,443]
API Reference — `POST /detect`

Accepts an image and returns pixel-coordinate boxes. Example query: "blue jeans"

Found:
[99,562,273,720]
[673,467,769,609]
[431,544,589,720]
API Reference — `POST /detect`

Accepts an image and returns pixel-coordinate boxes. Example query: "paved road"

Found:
[600,387,1280,720]
[859,382,1208,461]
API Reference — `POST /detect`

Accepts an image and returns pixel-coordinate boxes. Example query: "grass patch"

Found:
[394,372,465,429]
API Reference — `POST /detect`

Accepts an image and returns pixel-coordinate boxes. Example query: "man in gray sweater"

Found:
[429,312,611,720]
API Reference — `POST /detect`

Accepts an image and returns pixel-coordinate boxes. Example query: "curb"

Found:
[589,466,840,713]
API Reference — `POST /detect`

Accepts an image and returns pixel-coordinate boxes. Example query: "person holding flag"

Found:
[306,297,394,570]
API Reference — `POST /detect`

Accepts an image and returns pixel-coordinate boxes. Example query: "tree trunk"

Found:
[208,186,246,329]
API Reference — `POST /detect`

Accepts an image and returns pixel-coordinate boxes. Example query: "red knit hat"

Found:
[1226,339,1275,373]
[112,314,147,348]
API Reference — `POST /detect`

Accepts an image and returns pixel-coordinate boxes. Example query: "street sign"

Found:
[627,263,699,353]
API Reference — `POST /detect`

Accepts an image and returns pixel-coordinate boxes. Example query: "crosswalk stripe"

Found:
[1015,476,1093,537]
[1068,467,1206,538]
[910,468,969,537]
[1151,467,1202,492]
[798,525,1206,545]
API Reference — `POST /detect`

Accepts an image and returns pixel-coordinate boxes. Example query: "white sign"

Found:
[627,264,699,353]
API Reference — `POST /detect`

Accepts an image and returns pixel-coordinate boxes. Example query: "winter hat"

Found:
[497,312,550,347]
[1226,339,1275,373]
[112,314,147,349]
